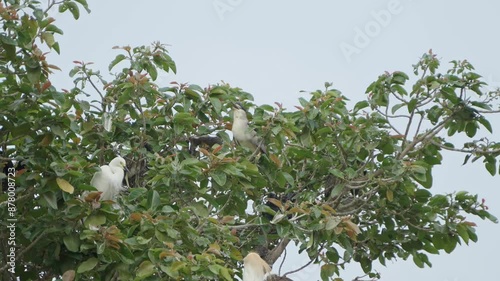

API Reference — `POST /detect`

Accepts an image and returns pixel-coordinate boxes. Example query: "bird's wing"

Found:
[90,165,114,201]
[250,134,266,154]
[262,262,271,275]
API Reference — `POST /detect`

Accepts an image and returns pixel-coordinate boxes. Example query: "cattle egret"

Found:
[243,252,272,281]
[90,156,127,201]
[232,102,267,154]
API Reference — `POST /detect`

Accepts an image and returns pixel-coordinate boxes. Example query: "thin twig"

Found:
[278,247,286,276]
[282,259,314,278]
[227,223,259,230]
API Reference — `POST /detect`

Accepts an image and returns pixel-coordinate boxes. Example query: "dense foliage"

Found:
[0,1,498,280]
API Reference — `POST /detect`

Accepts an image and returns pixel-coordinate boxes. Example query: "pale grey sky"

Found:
[49,1,500,280]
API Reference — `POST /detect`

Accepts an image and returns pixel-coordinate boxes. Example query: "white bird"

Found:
[232,102,267,154]
[90,156,127,201]
[243,252,272,281]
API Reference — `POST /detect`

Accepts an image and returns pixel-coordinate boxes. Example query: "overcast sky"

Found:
[49,1,500,280]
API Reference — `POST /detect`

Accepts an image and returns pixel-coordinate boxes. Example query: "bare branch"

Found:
[431,140,500,155]
[265,238,290,265]
[282,258,314,278]
[227,223,259,230]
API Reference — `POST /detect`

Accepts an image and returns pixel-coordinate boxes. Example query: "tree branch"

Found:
[283,258,314,278]
[265,238,290,265]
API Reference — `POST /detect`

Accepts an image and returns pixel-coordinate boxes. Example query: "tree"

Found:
[0,1,498,280]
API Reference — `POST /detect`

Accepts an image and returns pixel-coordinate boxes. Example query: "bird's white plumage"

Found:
[232,108,266,154]
[90,156,126,201]
[243,252,272,281]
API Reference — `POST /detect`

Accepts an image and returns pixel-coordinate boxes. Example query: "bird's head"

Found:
[232,102,249,120]
[232,101,248,112]
[243,252,272,279]
[110,156,128,172]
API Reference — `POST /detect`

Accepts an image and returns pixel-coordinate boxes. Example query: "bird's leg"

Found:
[249,147,260,162]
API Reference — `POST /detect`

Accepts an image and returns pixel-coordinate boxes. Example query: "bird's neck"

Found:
[110,167,124,175]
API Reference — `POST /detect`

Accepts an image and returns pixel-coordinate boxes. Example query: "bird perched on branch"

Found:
[232,102,267,154]
[90,156,128,201]
[243,252,272,281]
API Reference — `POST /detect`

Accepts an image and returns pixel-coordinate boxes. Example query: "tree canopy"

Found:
[0,1,499,280]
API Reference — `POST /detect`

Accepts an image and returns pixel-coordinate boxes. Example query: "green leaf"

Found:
[219,267,232,281]
[326,248,339,263]
[462,154,472,165]
[443,236,457,254]
[211,171,227,186]
[412,253,424,268]
[412,164,433,189]
[52,42,61,54]
[465,122,477,137]
[56,178,75,194]
[109,54,127,71]
[63,234,80,252]
[45,24,64,34]
[117,245,135,264]
[329,168,344,179]
[423,242,439,254]
[66,2,80,19]
[74,0,91,12]
[51,125,65,138]
[407,98,418,113]
[41,32,55,47]
[415,189,432,202]
[456,224,469,245]
[360,256,372,273]
[477,117,493,133]
[282,172,295,187]
[42,192,58,209]
[320,264,336,281]
[77,257,98,273]
[440,87,459,104]
[393,85,408,98]
[392,71,409,84]
[208,264,220,275]
[487,213,499,223]
[485,158,496,176]
[147,190,161,211]
[210,97,222,114]
[470,101,491,110]
[386,189,394,202]
[136,261,155,278]
[325,216,342,231]
[0,34,17,45]
[429,194,448,207]
[84,214,106,227]
[173,112,197,125]
[353,100,369,112]
[27,66,41,84]
[191,202,209,217]
[145,61,158,80]
[391,103,405,114]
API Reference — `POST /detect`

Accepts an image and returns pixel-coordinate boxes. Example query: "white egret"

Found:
[90,156,127,201]
[232,102,267,154]
[243,252,272,281]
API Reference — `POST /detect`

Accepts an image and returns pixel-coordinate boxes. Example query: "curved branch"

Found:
[431,140,500,155]
[282,258,314,278]
[265,238,290,265]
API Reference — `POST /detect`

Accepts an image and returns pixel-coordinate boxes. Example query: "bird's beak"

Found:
[232,101,247,112]
[124,165,130,188]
